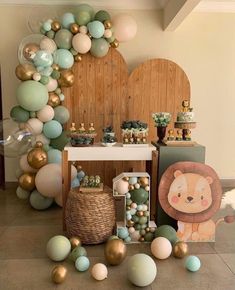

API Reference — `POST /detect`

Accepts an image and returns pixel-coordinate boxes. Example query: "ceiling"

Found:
[0,0,235,12]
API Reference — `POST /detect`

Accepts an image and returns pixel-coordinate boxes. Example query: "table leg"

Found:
[62,150,69,231]
[150,150,158,221]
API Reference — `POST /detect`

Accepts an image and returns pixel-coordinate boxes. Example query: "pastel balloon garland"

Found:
[11,4,137,210]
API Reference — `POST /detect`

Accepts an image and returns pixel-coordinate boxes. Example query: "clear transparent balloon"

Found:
[0,118,35,158]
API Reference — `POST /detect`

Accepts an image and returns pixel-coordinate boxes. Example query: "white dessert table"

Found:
[62,143,158,229]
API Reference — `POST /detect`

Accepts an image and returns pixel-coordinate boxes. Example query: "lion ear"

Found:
[206,176,213,185]
[174,170,183,178]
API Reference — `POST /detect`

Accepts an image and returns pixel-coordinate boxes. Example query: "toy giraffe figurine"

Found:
[78,123,86,133]
[88,122,95,133]
[70,122,76,133]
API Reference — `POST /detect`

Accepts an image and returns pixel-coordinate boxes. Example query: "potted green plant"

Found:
[152,112,171,144]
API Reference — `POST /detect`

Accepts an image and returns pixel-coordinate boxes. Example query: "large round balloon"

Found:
[35,133,50,145]
[74,4,94,25]
[15,63,36,81]
[54,29,73,49]
[35,163,77,197]
[53,105,70,124]
[47,148,62,164]
[112,14,137,42]
[10,106,30,123]
[26,118,43,135]
[37,105,54,122]
[94,10,111,22]
[30,189,53,210]
[16,80,49,111]
[127,254,157,287]
[40,37,57,54]
[43,120,62,139]
[33,50,53,67]
[61,12,75,29]
[87,21,105,38]
[53,49,74,69]
[130,188,148,204]
[50,131,70,150]
[72,33,91,54]
[0,118,35,158]
[90,38,109,58]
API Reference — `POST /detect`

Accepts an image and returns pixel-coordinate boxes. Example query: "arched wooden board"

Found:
[63,54,191,186]
[127,58,190,142]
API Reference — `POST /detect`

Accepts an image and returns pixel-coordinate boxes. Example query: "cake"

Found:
[177,111,195,123]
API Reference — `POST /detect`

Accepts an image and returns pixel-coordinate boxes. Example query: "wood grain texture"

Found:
[63,54,190,187]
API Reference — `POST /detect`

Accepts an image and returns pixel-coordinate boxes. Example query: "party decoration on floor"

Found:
[75,256,90,272]
[11,4,137,207]
[121,120,148,146]
[69,237,82,250]
[104,238,127,265]
[185,255,201,272]
[113,172,156,243]
[127,253,157,287]
[159,161,235,242]
[154,225,178,244]
[46,235,71,261]
[91,263,108,281]
[172,241,189,258]
[151,237,172,260]
[51,265,68,284]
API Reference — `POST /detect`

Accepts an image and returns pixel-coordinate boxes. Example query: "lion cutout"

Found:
[159,162,235,242]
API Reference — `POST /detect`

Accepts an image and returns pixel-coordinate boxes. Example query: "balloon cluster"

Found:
[9,4,137,208]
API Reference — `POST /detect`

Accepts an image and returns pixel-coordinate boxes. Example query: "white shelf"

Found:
[64,143,155,161]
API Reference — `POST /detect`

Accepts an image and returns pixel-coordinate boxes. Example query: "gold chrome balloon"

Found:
[47,92,61,107]
[23,43,39,61]
[122,177,129,182]
[18,173,35,191]
[27,141,48,169]
[52,64,60,71]
[104,20,112,29]
[51,21,61,32]
[15,63,36,81]
[70,23,79,34]
[58,69,74,87]
[139,177,149,187]
[110,39,119,48]
[69,237,82,250]
[51,265,67,284]
[127,220,135,227]
[129,184,134,191]
[173,241,189,258]
[74,54,82,62]
[104,239,127,265]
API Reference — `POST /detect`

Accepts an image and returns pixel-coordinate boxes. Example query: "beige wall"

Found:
[1,5,235,180]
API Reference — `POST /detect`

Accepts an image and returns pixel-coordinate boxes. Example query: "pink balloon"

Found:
[112,14,137,42]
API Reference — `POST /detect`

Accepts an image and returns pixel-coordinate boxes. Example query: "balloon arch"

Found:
[8,4,137,210]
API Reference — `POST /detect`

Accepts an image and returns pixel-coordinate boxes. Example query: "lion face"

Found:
[168,170,213,214]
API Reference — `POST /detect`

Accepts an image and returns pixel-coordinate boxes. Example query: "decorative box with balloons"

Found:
[113,172,156,243]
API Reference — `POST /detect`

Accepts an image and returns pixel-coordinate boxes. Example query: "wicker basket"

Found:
[65,186,116,244]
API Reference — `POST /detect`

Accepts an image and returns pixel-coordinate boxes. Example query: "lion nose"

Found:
[187,196,193,202]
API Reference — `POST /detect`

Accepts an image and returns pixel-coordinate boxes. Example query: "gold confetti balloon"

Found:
[51,265,67,284]
[104,239,127,265]
[47,92,61,107]
[27,141,48,169]
[18,173,35,191]
[173,241,189,258]
[69,237,82,250]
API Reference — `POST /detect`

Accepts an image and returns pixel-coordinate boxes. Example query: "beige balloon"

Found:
[15,63,36,81]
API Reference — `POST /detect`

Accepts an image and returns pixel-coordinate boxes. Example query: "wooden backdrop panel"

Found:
[63,53,191,186]
[128,58,191,142]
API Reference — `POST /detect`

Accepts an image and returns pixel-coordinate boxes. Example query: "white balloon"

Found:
[46,77,58,92]
[35,163,77,197]
[79,25,88,34]
[37,105,55,122]
[40,37,57,54]
[112,14,137,42]
[33,72,41,81]
[54,193,63,207]
[104,29,112,38]
[19,154,38,173]
[35,133,50,145]
[72,33,91,54]
[26,118,43,135]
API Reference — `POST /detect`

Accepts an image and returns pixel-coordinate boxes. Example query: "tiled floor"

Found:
[0,185,235,290]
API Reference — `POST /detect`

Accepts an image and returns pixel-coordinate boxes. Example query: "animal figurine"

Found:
[176,130,182,141]
[78,123,86,133]
[182,100,190,112]
[88,123,95,133]
[185,129,191,141]
[70,122,76,133]
[159,162,235,242]
[167,129,175,141]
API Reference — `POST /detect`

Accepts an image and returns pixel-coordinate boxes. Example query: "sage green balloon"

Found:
[16,80,49,111]
[107,35,115,44]
[50,130,70,150]
[54,29,73,49]
[53,105,70,124]
[40,75,49,85]
[94,10,111,22]
[75,4,94,25]
[90,38,109,58]
[130,188,149,205]
[43,120,62,139]
[10,106,30,122]
[70,246,87,262]
[16,186,30,200]
[30,189,53,210]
